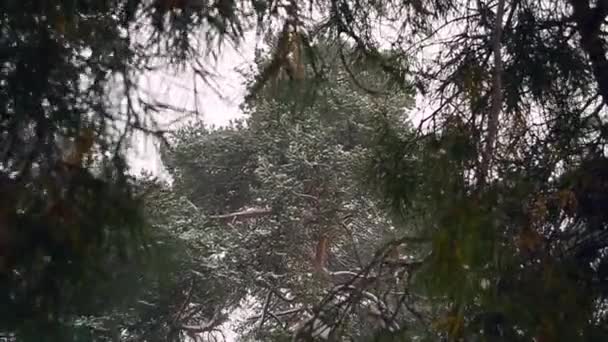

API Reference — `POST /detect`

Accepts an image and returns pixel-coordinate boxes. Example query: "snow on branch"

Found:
[208,207,272,220]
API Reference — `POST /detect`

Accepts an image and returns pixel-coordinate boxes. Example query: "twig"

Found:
[248,307,303,321]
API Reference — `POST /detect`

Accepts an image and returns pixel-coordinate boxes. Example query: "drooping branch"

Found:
[479,0,507,186]
[570,0,608,108]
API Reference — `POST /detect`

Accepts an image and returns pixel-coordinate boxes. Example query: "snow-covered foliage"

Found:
[146,41,428,341]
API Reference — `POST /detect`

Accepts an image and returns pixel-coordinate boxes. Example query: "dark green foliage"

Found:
[0,0,262,338]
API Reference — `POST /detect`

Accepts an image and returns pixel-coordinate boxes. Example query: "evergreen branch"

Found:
[570,0,608,108]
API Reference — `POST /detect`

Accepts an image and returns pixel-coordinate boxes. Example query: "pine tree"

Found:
[155,39,420,341]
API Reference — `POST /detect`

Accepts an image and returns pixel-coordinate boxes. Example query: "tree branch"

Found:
[479,0,506,186]
[248,307,303,321]
[570,0,608,107]
[180,312,228,334]
[258,290,273,330]
[208,207,272,220]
